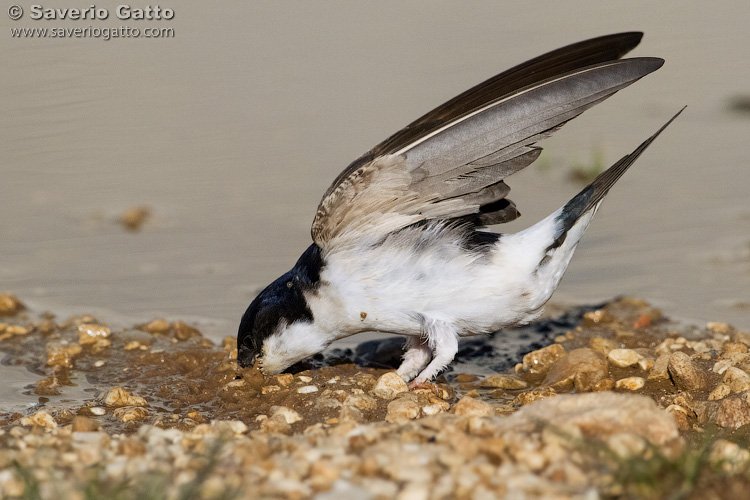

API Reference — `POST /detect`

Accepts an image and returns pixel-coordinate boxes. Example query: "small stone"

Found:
[78,323,111,345]
[276,373,294,387]
[707,322,731,334]
[339,405,365,424]
[6,325,29,336]
[298,375,313,383]
[723,367,750,393]
[593,379,615,392]
[522,344,565,376]
[270,406,302,424]
[386,398,420,421]
[297,385,319,394]
[120,206,151,231]
[666,405,691,431]
[589,337,618,356]
[608,348,642,368]
[615,377,645,391]
[710,440,750,473]
[708,384,731,401]
[371,372,409,399]
[261,414,291,434]
[513,387,557,406]
[637,358,655,371]
[479,374,527,389]
[343,393,377,411]
[543,348,608,392]
[451,396,494,416]
[668,352,708,390]
[20,410,57,429]
[648,354,672,380]
[46,342,82,368]
[98,387,147,407]
[123,341,141,351]
[455,373,478,384]
[72,416,100,432]
[90,407,106,416]
[582,309,616,326]
[717,396,750,429]
[261,385,281,395]
[113,406,149,422]
[0,294,25,316]
[421,403,447,416]
[211,419,248,434]
[144,318,171,334]
[172,321,201,340]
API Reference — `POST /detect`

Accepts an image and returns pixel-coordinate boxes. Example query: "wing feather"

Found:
[312,34,663,249]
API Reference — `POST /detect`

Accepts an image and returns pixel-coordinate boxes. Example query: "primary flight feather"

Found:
[238,32,682,385]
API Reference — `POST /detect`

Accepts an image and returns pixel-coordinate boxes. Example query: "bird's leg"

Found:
[396,336,432,382]
[409,318,458,387]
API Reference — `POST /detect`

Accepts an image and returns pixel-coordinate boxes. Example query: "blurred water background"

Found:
[2,1,749,342]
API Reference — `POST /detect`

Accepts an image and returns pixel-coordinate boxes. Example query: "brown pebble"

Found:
[543,348,607,392]
[371,372,408,399]
[513,387,557,406]
[451,396,494,417]
[71,416,100,432]
[173,321,201,341]
[98,387,147,407]
[144,318,171,334]
[667,352,709,391]
[455,373,478,383]
[120,206,151,231]
[648,354,671,381]
[717,395,750,429]
[479,374,528,390]
[385,398,420,421]
[0,294,25,316]
[522,344,565,377]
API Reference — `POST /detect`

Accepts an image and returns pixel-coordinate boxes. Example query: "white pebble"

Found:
[297,385,319,394]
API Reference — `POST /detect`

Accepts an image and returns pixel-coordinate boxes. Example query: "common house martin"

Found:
[238,32,683,386]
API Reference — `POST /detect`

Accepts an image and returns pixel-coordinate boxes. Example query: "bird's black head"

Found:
[237,244,323,369]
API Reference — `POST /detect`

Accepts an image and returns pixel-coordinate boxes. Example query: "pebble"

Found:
[385,398,420,422]
[615,377,645,391]
[113,407,149,422]
[98,387,147,407]
[607,348,642,367]
[667,352,708,391]
[371,372,408,399]
[0,293,25,316]
[451,396,494,417]
[144,318,171,334]
[270,406,303,424]
[72,416,100,432]
[479,374,528,389]
[297,385,319,394]
[708,384,731,401]
[20,410,57,429]
[722,367,750,393]
[716,395,750,429]
[543,348,608,392]
[261,385,281,395]
[77,323,111,345]
[521,344,565,376]
[298,375,313,383]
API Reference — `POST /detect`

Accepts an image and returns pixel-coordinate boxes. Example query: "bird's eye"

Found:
[286,281,293,288]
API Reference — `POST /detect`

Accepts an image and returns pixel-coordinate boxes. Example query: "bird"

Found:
[237,32,683,387]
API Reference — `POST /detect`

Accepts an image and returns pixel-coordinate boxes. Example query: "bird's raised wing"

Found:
[311,33,662,249]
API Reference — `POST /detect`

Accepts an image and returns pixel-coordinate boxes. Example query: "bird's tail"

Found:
[510,107,684,307]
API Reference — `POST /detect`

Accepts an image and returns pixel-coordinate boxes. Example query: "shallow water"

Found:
[2,1,749,344]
